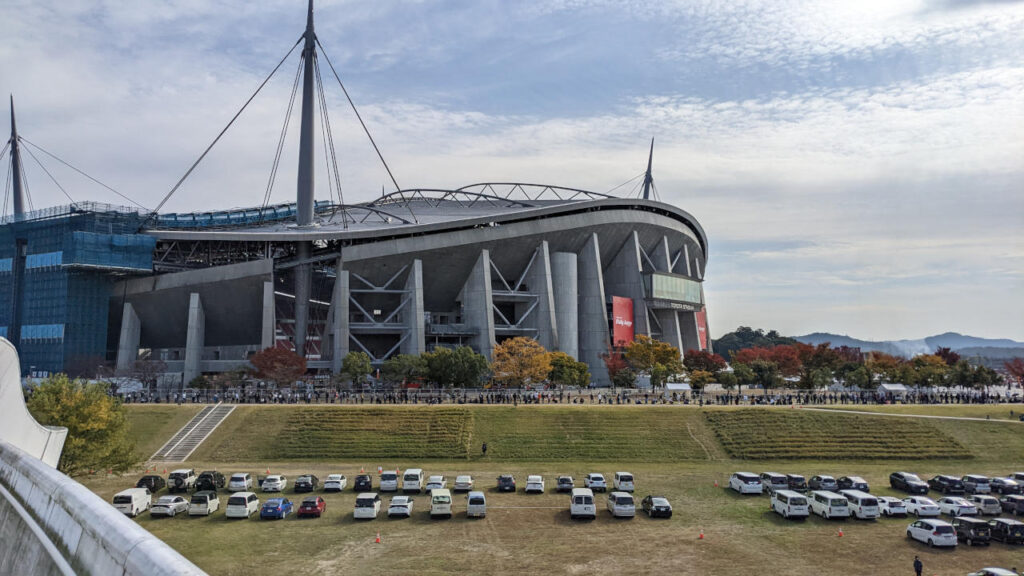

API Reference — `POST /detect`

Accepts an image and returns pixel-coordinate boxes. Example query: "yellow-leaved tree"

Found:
[490,337,552,388]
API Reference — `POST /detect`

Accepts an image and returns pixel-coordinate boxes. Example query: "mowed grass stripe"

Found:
[704,409,971,460]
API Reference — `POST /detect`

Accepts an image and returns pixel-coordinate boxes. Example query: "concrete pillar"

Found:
[459,250,495,359]
[293,241,312,358]
[682,244,692,276]
[551,251,578,359]
[604,230,650,337]
[261,281,275,350]
[679,310,701,354]
[183,293,205,387]
[402,259,425,355]
[654,309,684,357]
[115,302,141,371]
[330,265,349,374]
[577,233,610,385]
[527,242,558,352]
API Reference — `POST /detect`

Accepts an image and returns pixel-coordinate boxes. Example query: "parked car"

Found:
[786,474,808,493]
[808,475,838,491]
[453,475,474,492]
[903,496,941,517]
[809,490,850,519]
[966,569,1019,576]
[1010,472,1024,483]
[194,471,226,492]
[839,490,880,520]
[425,475,447,491]
[962,474,991,495]
[990,477,1022,495]
[430,489,453,518]
[354,474,373,492]
[466,491,487,518]
[584,473,607,493]
[387,495,414,518]
[729,472,763,495]
[760,472,788,495]
[837,476,870,492]
[970,494,1002,516]
[261,475,287,492]
[497,474,517,492]
[952,517,991,546]
[379,471,398,492]
[167,469,197,494]
[298,496,327,518]
[556,476,574,493]
[135,475,165,493]
[988,518,1024,544]
[226,492,260,518]
[771,489,810,520]
[641,495,672,518]
[906,518,957,547]
[260,497,293,519]
[113,488,151,517]
[606,491,635,518]
[227,473,253,492]
[937,496,978,517]
[151,495,189,517]
[613,472,635,492]
[354,493,382,519]
[878,496,908,518]
[188,490,220,516]
[525,475,545,493]
[890,472,929,494]
[929,475,966,495]
[402,469,424,493]
[570,488,596,520]
[999,494,1024,515]
[324,474,348,492]
[294,474,319,493]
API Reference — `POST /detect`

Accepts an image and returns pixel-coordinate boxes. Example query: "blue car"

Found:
[260,498,293,520]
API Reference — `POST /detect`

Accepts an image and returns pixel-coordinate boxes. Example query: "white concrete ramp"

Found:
[151,403,234,462]
[0,339,66,467]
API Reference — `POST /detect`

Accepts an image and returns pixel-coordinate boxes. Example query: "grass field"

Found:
[815,404,1024,421]
[126,404,203,459]
[100,404,1024,575]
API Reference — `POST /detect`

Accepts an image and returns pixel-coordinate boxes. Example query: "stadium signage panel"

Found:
[611,296,634,346]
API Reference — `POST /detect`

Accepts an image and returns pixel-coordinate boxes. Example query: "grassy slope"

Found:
[815,404,1024,421]
[126,405,203,460]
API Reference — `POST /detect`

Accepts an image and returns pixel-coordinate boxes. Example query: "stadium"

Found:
[0,3,710,386]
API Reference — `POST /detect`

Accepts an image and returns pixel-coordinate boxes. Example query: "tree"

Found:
[717,371,738,391]
[844,365,871,389]
[682,350,727,375]
[490,337,552,388]
[601,346,629,382]
[249,347,306,386]
[381,354,427,385]
[712,326,798,361]
[866,352,903,383]
[733,345,801,378]
[1004,358,1024,386]
[612,367,637,388]
[341,351,373,387]
[731,362,756,394]
[624,335,683,387]
[27,375,138,476]
[749,359,782,393]
[911,354,949,387]
[548,351,590,388]
[934,347,961,367]
[422,346,488,388]
[688,370,715,390]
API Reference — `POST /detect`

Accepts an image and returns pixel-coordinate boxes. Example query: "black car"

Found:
[890,472,929,494]
[786,474,808,492]
[294,474,320,493]
[353,474,373,492]
[136,475,166,493]
[497,474,516,492]
[1000,495,1024,515]
[989,518,1024,544]
[195,471,226,492]
[991,477,1022,495]
[837,476,870,492]
[928,475,965,495]
[808,475,838,491]
[951,517,991,546]
[641,495,673,518]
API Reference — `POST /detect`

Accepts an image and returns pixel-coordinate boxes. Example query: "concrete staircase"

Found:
[150,403,235,462]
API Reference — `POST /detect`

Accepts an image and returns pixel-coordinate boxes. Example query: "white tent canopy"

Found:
[879,383,909,393]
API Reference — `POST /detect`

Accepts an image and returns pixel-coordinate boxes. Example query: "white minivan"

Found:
[614,472,635,492]
[380,471,399,492]
[227,473,253,492]
[226,492,260,518]
[112,488,151,517]
[570,488,596,520]
[840,489,880,520]
[430,489,453,518]
[403,469,424,493]
[466,491,487,518]
[188,491,221,516]
[810,490,851,519]
[607,491,635,518]
[354,493,382,519]
[771,489,810,519]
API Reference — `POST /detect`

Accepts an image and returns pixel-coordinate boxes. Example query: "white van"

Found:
[771,489,810,519]
[607,491,635,518]
[810,490,851,519]
[227,473,253,492]
[112,488,151,517]
[354,493,382,519]
[614,472,635,492]
[188,491,221,516]
[840,489,880,520]
[430,489,453,518]
[226,492,260,518]
[380,471,399,492]
[570,488,596,520]
[466,491,487,518]
[403,469,424,493]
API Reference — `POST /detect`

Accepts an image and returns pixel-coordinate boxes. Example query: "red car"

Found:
[298,496,327,518]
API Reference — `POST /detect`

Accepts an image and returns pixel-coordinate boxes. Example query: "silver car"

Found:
[150,495,189,517]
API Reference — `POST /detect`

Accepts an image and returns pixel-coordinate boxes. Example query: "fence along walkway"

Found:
[150,403,235,462]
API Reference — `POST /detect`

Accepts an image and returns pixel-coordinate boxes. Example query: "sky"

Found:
[1,0,1022,342]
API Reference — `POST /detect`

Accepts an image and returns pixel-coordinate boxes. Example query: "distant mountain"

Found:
[793,332,1024,358]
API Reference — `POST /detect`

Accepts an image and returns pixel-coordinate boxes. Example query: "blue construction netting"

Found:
[154,200,331,228]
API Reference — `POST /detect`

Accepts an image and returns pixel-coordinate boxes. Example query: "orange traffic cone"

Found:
[698,529,704,540]
[378,466,383,474]
[713,480,718,488]
[375,532,381,544]
[266,468,270,474]
[838,527,844,537]
[360,467,365,474]
[163,468,167,474]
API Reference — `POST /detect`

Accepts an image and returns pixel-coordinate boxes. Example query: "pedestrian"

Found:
[913,556,922,576]
[482,442,488,456]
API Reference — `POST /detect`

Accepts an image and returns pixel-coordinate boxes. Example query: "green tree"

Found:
[688,370,715,390]
[749,359,782,394]
[491,337,552,388]
[548,351,590,388]
[381,354,427,384]
[844,365,871,389]
[731,362,756,394]
[341,351,373,387]
[717,371,738,391]
[612,367,637,388]
[27,375,138,476]
[423,346,489,388]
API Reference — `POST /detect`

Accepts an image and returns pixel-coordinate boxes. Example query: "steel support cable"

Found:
[312,55,337,209]
[259,54,304,222]
[17,137,147,210]
[316,38,417,224]
[604,172,643,196]
[152,36,303,216]
[0,140,10,163]
[21,142,76,205]
[313,53,348,228]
